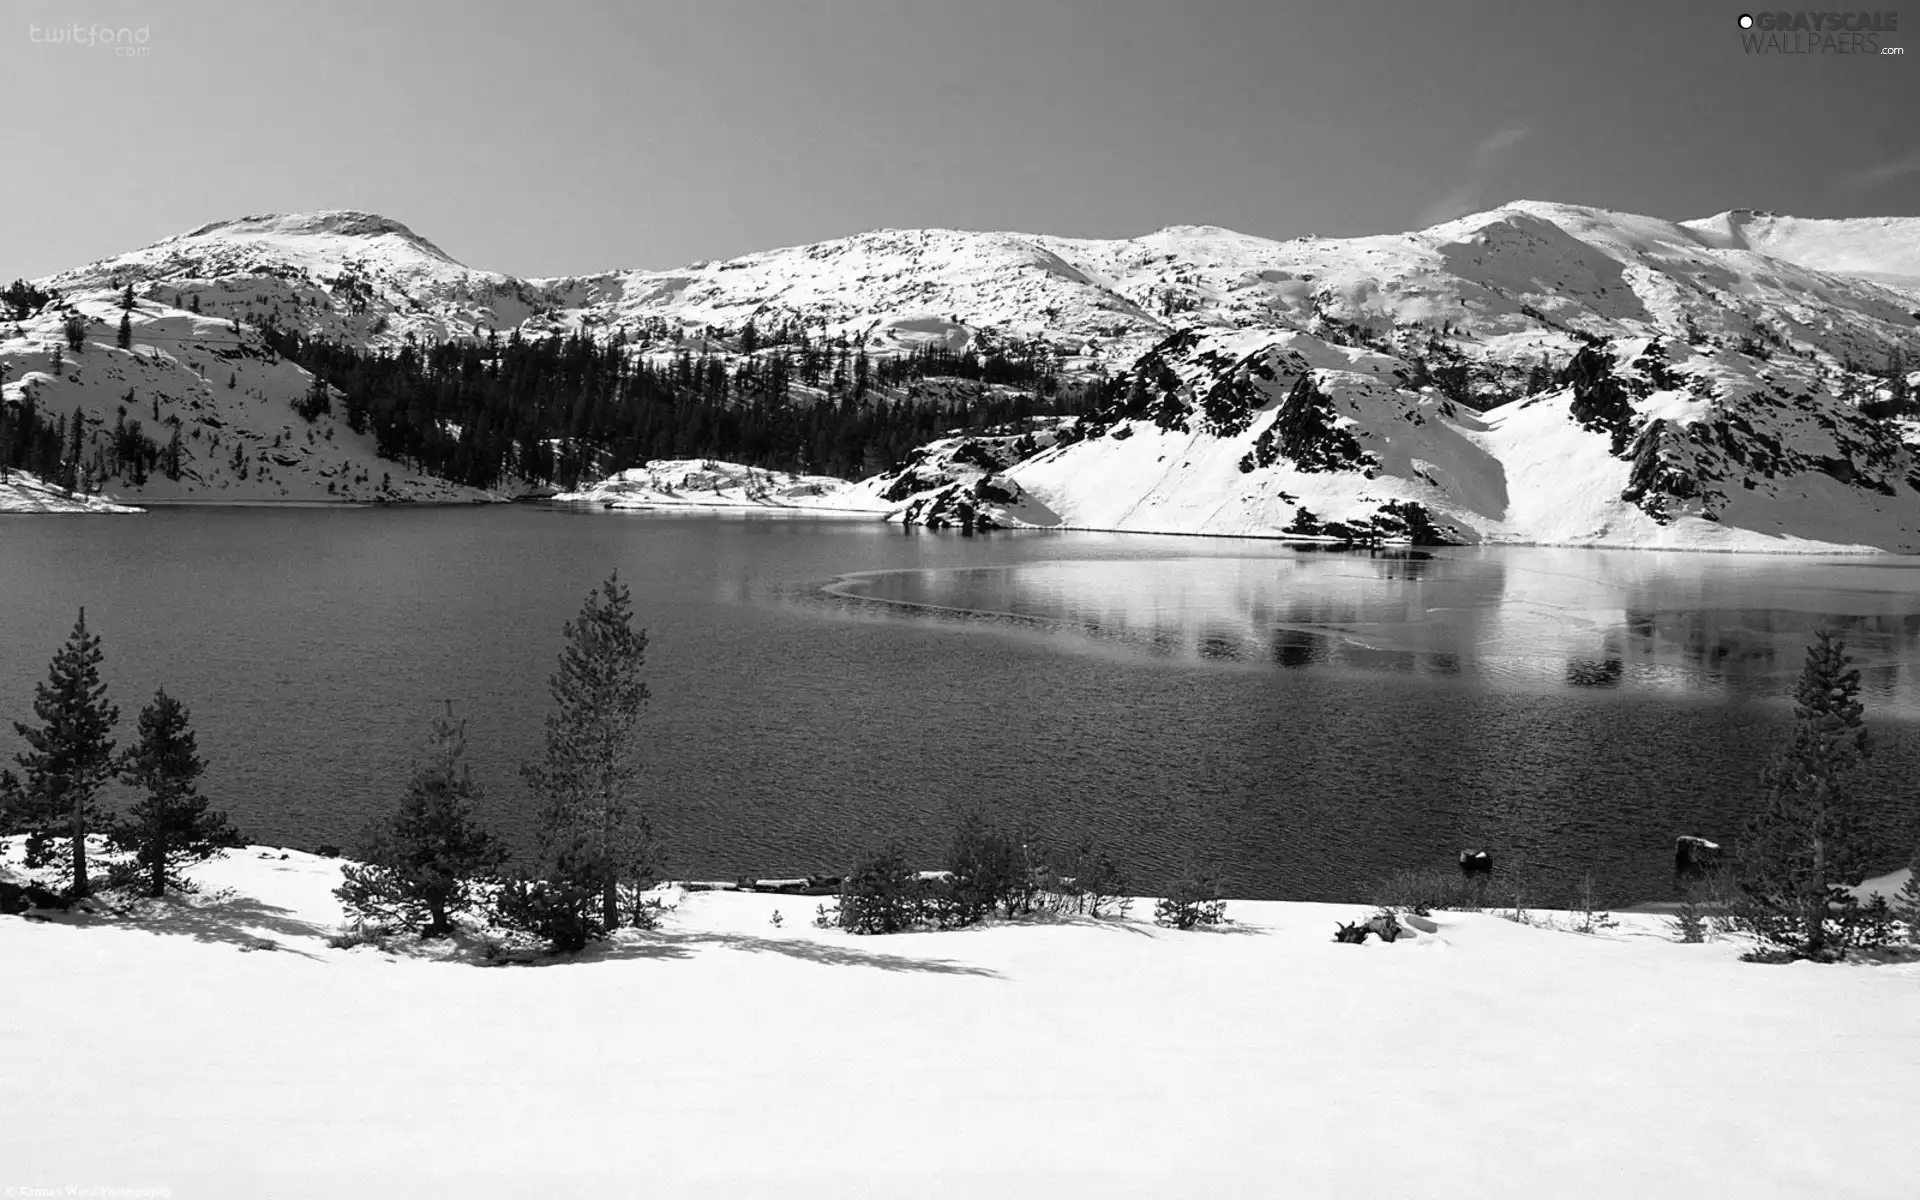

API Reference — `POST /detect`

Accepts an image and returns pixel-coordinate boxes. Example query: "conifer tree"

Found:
[111,688,239,896]
[63,407,83,493]
[121,282,135,310]
[1893,856,1920,945]
[163,423,184,481]
[1735,631,1872,959]
[0,609,119,896]
[116,312,132,351]
[514,573,654,944]
[335,702,506,937]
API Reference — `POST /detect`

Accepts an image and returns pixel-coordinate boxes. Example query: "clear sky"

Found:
[2,0,1915,279]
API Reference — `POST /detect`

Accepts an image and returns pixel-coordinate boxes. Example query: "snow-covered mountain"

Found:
[8,202,1919,545]
[1004,327,1920,552]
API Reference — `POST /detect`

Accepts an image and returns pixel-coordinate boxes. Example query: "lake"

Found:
[3,506,1918,905]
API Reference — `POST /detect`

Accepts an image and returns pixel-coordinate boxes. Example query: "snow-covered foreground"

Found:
[4,846,1916,1198]
[0,468,142,513]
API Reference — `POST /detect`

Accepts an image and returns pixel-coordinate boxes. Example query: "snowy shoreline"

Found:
[7,458,1906,555]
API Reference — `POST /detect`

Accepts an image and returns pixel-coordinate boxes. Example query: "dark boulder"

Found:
[0,880,74,915]
[1674,836,1723,882]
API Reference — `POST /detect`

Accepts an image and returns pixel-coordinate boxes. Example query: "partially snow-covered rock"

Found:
[1006,328,1920,551]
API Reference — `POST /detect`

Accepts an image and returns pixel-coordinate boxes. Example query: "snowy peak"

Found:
[169,211,463,264]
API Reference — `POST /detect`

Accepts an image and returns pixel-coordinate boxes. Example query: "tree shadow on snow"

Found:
[21,891,331,961]
[551,929,1003,977]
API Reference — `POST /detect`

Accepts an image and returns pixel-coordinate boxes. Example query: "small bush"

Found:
[1838,893,1897,950]
[836,843,934,935]
[1739,945,1809,965]
[1154,868,1227,930]
[1373,867,1479,916]
[947,813,1027,923]
[1567,873,1616,935]
[328,922,392,951]
[1056,839,1133,919]
[493,874,602,953]
[1670,895,1707,943]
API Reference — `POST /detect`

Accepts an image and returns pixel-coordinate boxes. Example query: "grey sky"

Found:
[2,0,1914,279]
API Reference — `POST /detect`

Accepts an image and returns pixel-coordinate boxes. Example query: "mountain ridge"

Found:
[6,201,1919,548]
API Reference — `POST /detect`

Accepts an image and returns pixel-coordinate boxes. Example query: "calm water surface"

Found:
[3,506,1918,904]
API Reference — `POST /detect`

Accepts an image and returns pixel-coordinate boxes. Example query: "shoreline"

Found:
[11,486,1906,555]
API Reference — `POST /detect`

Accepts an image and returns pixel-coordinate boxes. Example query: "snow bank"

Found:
[552,459,891,514]
[3,842,1916,1198]
[0,468,142,513]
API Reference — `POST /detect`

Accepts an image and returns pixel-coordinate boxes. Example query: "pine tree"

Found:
[63,407,83,493]
[516,573,654,944]
[0,610,119,896]
[163,423,184,481]
[111,689,239,896]
[121,282,135,311]
[116,312,132,351]
[1893,857,1920,945]
[1735,631,1872,960]
[335,702,506,937]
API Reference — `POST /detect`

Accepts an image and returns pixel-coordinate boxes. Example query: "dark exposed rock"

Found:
[1559,342,1637,456]
[1241,372,1377,475]
[1674,835,1723,882]
[0,880,74,915]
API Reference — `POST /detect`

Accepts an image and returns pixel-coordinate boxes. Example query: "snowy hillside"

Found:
[1,290,503,504]
[0,467,141,513]
[996,327,1920,552]
[1683,210,1920,296]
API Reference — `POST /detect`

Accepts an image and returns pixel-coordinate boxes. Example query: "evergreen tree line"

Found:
[0,393,70,484]
[0,394,178,491]
[0,577,656,956]
[0,610,240,899]
[2,278,59,320]
[262,325,1114,491]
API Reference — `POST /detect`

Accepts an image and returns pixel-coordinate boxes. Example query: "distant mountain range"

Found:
[5,203,1918,549]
